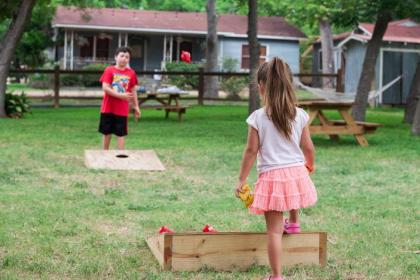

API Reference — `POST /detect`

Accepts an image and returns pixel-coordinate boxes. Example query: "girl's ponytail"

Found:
[264,57,297,140]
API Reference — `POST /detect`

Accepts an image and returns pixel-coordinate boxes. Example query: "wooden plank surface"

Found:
[146,232,327,272]
[309,125,365,135]
[298,100,354,108]
[84,150,165,171]
[146,236,165,267]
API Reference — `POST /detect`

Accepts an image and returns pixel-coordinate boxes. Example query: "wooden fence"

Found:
[9,66,341,108]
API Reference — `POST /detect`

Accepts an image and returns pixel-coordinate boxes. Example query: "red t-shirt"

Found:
[100,66,138,116]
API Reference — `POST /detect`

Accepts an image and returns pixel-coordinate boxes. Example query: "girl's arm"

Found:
[102,83,134,101]
[300,125,315,173]
[236,126,259,196]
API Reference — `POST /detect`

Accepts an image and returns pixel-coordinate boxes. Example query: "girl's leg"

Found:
[264,211,284,278]
[103,134,112,150]
[117,136,125,150]
[289,209,299,224]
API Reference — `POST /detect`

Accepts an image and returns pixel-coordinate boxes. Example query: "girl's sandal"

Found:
[283,219,301,234]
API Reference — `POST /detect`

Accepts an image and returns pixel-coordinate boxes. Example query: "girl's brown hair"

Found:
[257,57,297,140]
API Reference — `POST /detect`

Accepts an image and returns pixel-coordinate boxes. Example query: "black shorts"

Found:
[98,113,128,137]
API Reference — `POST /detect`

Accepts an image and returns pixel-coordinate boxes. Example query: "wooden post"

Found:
[93,35,97,62]
[144,39,148,71]
[70,30,74,70]
[63,29,67,70]
[53,65,60,108]
[163,35,166,61]
[336,68,344,92]
[176,37,181,62]
[378,48,384,105]
[169,35,173,62]
[198,67,204,105]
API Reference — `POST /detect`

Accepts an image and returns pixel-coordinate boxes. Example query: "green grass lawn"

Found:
[0,105,419,279]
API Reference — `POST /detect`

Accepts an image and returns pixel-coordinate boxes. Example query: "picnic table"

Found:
[297,100,381,146]
[138,87,188,122]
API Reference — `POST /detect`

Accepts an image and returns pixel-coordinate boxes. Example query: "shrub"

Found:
[220,58,248,100]
[5,92,31,118]
[165,62,202,90]
[28,73,53,89]
[61,63,107,87]
[60,73,81,87]
[80,63,107,87]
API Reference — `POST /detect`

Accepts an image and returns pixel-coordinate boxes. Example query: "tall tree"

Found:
[204,0,219,98]
[404,61,420,124]
[258,1,347,87]
[352,10,392,121]
[319,19,334,88]
[412,99,420,136]
[247,0,259,114]
[350,0,420,121]
[0,0,37,118]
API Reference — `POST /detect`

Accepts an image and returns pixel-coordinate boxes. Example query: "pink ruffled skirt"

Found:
[249,165,317,214]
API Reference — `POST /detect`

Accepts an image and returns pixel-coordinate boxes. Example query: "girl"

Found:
[236,57,317,280]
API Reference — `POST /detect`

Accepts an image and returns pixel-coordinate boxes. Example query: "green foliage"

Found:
[271,0,420,36]
[27,62,58,89]
[220,57,248,100]
[220,57,239,73]
[165,62,202,90]
[2,0,420,71]
[5,92,31,118]
[13,2,55,67]
[27,73,52,89]
[61,63,107,87]
[60,73,81,87]
[80,63,108,87]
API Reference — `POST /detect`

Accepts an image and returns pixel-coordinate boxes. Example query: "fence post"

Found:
[53,65,60,108]
[336,68,344,93]
[198,67,204,105]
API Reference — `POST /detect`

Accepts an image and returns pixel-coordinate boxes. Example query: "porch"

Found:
[57,28,206,70]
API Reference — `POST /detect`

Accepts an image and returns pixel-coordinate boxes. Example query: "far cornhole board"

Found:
[146,232,327,271]
[84,150,165,171]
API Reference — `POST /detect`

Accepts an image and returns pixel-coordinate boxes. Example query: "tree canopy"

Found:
[1,0,420,69]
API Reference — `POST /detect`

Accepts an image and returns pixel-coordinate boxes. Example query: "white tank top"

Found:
[246,107,309,173]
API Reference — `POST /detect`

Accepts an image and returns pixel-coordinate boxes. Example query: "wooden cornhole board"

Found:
[84,150,165,171]
[146,232,327,271]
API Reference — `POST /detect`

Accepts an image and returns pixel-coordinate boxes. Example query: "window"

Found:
[241,45,267,69]
[96,38,109,59]
[80,36,93,58]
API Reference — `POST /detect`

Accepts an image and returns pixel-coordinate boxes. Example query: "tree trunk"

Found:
[319,19,335,88]
[204,0,219,98]
[248,0,260,115]
[412,97,420,136]
[352,10,392,121]
[0,0,37,118]
[404,61,420,124]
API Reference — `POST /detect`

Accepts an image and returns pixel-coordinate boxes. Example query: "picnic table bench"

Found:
[297,100,382,146]
[138,91,188,122]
